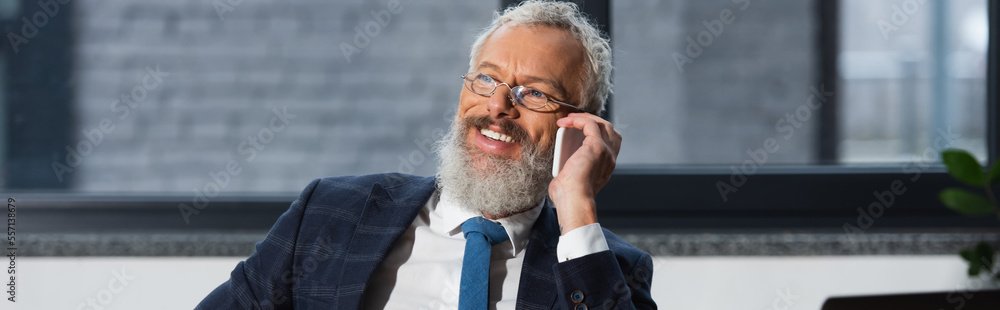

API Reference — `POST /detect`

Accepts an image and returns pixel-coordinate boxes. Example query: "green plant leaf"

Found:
[939,188,996,215]
[975,242,996,271]
[988,160,1000,184]
[942,149,986,186]
[960,247,983,276]
[960,247,976,261]
[959,242,997,277]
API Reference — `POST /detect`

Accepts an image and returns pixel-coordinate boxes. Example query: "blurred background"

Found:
[1,0,997,309]
[1,0,989,192]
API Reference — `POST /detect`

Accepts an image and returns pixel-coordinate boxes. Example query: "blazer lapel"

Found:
[336,175,436,309]
[333,176,560,309]
[515,199,560,309]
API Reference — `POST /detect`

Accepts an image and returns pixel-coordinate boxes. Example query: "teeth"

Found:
[480,128,513,143]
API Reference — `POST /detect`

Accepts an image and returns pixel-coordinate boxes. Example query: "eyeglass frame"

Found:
[460,72,585,113]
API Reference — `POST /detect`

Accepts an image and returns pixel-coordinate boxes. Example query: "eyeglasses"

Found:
[461,72,583,112]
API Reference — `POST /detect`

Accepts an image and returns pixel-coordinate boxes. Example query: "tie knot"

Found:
[461,217,509,246]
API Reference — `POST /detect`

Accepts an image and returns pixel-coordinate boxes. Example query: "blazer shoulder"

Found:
[314,172,427,190]
[304,173,432,208]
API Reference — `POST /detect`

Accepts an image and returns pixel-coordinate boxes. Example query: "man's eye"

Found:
[477,75,493,83]
[528,89,545,98]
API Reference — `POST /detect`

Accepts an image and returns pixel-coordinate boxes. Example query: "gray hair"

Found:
[468,0,613,115]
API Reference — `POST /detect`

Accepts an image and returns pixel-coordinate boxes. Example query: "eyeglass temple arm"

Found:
[549,98,585,112]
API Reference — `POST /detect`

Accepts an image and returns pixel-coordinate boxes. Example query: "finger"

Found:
[564,113,621,157]
[561,113,609,130]
[559,116,604,143]
[556,115,599,136]
[567,113,617,143]
[558,114,613,140]
[557,118,616,160]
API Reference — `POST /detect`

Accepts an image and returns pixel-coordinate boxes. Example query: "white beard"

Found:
[434,115,554,218]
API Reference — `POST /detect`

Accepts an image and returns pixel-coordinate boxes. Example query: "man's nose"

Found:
[487,84,520,119]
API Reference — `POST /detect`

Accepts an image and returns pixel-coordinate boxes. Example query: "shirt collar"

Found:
[428,188,543,256]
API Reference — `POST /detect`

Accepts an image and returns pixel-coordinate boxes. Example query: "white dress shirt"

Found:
[362,188,609,310]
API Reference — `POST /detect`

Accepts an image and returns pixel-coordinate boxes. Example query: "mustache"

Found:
[462,115,531,145]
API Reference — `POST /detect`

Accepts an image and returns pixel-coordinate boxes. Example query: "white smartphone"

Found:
[552,127,585,177]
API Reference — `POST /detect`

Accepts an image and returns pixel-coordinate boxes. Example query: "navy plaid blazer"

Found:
[197,173,655,309]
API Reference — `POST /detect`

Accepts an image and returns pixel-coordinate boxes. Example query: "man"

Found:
[197,1,655,309]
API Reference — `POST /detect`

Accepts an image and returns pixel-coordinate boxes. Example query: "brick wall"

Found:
[73,0,493,192]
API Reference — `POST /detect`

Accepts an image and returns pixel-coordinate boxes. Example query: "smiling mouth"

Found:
[479,127,514,143]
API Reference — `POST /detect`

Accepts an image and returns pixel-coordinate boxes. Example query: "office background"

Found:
[1,0,997,309]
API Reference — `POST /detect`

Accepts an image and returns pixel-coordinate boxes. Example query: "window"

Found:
[839,0,988,163]
[4,0,999,232]
[613,0,988,165]
[603,0,997,230]
[614,0,819,165]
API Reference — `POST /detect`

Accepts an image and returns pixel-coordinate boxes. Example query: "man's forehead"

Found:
[475,25,585,97]
[475,61,569,99]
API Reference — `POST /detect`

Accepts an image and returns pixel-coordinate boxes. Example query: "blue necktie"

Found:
[459,217,510,310]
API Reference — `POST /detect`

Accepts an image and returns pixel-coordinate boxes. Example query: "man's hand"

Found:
[548,113,621,234]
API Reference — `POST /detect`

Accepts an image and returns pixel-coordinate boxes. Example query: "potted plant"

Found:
[940,149,1000,279]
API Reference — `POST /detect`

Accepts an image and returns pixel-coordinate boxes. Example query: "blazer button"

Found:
[571,290,585,303]
[574,303,588,310]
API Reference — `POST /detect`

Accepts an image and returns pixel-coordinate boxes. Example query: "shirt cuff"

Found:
[556,223,610,262]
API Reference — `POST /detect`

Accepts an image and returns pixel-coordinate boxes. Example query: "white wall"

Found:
[651,256,996,310]
[3,256,995,309]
